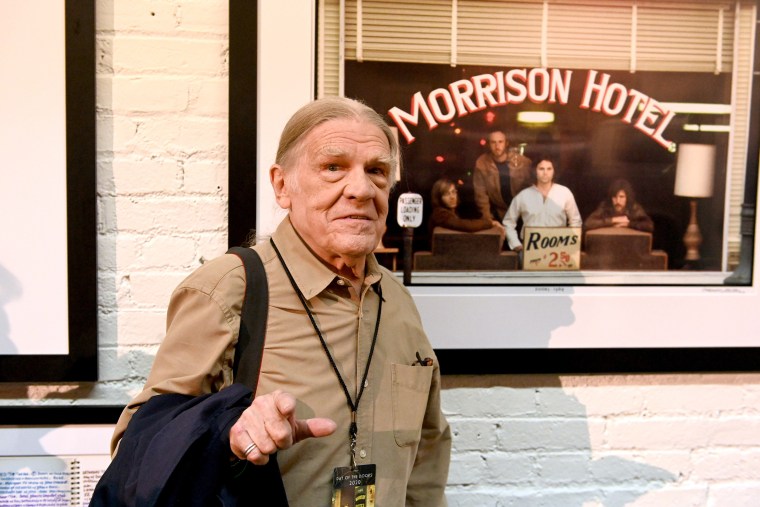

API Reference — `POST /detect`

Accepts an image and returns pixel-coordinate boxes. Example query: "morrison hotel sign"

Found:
[387,67,676,270]
[388,68,676,150]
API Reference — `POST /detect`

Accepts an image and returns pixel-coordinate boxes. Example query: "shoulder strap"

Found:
[225,247,288,506]
[227,246,269,395]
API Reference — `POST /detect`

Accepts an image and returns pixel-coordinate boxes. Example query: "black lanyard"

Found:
[270,239,382,467]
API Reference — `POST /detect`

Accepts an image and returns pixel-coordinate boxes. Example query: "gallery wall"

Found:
[1,1,759,505]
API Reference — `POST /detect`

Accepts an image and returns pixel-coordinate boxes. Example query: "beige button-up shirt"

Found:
[112,217,451,506]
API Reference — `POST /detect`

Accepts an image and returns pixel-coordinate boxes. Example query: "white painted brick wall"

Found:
[1,2,759,505]
[442,378,760,505]
[92,0,230,399]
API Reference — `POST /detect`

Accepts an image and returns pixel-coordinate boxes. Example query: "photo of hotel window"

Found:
[315,0,756,285]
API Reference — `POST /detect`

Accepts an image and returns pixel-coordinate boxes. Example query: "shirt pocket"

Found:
[391,363,433,447]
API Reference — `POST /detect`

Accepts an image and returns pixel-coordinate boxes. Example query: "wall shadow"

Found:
[0,263,21,355]
[442,286,676,505]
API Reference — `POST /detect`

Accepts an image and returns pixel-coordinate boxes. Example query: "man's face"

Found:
[535,160,555,185]
[488,132,508,160]
[273,117,392,267]
[441,184,458,210]
[612,190,627,212]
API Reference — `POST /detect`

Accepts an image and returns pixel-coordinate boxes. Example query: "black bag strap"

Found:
[91,247,286,507]
[227,246,269,394]
[225,247,289,506]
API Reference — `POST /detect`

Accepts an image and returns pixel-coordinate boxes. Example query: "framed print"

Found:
[236,1,760,373]
[0,0,97,381]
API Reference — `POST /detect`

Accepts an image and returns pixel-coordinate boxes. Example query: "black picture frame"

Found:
[229,3,760,375]
[0,0,97,382]
[436,347,760,375]
[0,406,121,426]
[228,1,258,249]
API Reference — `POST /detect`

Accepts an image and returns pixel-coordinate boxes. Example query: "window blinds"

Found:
[333,0,736,72]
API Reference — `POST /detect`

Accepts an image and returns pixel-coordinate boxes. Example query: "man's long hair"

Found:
[430,178,455,209]
[604,178,636,213]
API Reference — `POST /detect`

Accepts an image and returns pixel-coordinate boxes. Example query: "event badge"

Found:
[331,464,376,507]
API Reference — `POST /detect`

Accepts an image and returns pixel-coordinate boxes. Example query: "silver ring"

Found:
[243,442,257,457]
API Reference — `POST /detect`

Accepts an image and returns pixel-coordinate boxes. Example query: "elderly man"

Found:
[110,97,451,506]
[473,130,532,222]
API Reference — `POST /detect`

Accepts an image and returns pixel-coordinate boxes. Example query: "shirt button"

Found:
[359,449,367,458]
[364,379,369,388]
[336,279,346,286]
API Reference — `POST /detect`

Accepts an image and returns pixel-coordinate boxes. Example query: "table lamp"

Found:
[674,144,715,262]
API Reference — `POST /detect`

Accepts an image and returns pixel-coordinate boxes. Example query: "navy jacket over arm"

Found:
[90,383,288,506]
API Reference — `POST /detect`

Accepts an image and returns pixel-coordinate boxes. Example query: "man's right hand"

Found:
[229,390,337,465]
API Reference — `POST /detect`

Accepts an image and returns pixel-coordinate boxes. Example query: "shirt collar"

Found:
[271,216,383,300]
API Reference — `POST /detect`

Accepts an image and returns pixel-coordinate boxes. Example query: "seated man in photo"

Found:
[428,177,505,242]
[585,179,654,233]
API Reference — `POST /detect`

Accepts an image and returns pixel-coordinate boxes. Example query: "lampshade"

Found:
[674,144,715,198]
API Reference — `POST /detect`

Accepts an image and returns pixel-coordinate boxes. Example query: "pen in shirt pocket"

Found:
[414,351,433,366]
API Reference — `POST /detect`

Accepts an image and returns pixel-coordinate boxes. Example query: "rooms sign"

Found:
[522,227,582,271]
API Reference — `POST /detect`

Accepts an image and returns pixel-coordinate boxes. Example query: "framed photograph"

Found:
[235,1,760,373]
[0,0,97,381]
